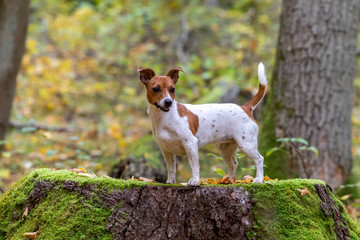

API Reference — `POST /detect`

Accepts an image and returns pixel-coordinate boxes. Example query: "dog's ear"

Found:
[166,67,184,84]
[138,67,156,85]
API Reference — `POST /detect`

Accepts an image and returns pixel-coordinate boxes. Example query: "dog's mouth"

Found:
[154,102,170,112]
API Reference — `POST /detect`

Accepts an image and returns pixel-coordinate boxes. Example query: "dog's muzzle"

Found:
[154,102,170,112]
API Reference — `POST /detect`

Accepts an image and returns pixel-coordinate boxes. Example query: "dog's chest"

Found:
[149,112,189,155]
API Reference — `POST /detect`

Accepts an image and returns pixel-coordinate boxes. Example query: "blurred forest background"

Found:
[0,0,360,220]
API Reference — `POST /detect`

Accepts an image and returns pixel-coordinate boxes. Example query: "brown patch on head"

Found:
[212,124,215,128]
[242,136,245,139]
[177,103,199,136]
[146,76,176,105]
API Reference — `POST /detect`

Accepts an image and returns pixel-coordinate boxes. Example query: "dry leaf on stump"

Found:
[297,187,311,196]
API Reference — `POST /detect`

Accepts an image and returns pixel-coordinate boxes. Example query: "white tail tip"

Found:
[258,62,267,86]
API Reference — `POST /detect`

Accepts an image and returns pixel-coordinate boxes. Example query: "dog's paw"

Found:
[252,177,263,183]
[187,178,200,187]
[166,179,176,184]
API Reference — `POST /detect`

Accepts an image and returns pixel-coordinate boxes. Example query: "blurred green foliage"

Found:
[2,0,281,187]
[1,1,360,222]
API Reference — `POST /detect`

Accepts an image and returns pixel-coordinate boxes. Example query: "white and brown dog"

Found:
[138,63,267,186]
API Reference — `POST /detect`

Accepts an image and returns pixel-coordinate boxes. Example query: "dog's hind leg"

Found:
[219,141,239,179]
[235,137,264,183]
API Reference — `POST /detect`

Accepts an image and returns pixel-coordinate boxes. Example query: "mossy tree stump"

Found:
[0,169,359,239]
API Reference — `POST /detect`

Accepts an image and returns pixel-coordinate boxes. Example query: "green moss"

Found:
[242,179,360,239]
[247,180,334,239]
[11,189,113,240]
[31,168,177,190]
[0,168,161,240]
[1,169,359,240]
[0,168,188,239]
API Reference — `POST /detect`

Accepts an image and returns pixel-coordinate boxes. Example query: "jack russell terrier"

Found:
[138,63,267,186]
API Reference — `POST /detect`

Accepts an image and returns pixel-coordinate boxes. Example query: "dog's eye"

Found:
[152,86,160,93]
[170,87,175,93]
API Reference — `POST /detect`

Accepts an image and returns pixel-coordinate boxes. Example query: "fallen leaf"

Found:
[22,207,28,221]
[205,178,218,184]
[340,194,351,201]
[71,168,87,173]
[218,176,231,184]
[77,172,96,178]
[235,179,253,184]
[24,231,38,239]
[297,187,311,196]
[264,176,278,182]
[139,177,157,183]
[243,175,254,181]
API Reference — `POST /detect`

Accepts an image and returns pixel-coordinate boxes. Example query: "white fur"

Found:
[258,62,267,86]
[148,102,264,186]
[146,63,266,186]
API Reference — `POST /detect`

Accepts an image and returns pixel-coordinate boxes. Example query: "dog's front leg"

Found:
[184,143,200,187]
[161,149,177,184]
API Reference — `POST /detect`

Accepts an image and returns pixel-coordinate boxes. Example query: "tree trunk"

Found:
[261,0,359,187]
[0,0,30,145]
[1,168,359,239]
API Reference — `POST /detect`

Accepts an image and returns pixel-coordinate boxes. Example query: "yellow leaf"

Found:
[205,178,218,184]
[26,38,38,55]
[340,194,351,201]
[70,168,87,173]
[119,140,126,148]
[264,176,279,182]
[24,231,38,239]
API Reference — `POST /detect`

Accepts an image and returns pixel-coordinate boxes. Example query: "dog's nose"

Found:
[164,98,172,107]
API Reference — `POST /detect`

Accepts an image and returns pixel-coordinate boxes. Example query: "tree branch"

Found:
[9,121,79,132]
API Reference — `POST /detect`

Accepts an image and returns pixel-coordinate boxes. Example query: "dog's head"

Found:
[138,67,184,112]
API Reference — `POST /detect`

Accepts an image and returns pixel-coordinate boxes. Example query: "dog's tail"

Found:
[242,62,267,116]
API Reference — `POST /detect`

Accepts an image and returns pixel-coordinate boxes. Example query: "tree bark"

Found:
[0,0,30,145]
[261,0,359,187]
[2,169,359,239]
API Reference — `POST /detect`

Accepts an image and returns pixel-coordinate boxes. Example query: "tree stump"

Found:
[0,169,359,239]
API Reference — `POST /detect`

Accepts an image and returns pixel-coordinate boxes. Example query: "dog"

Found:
[138,63,267,186]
